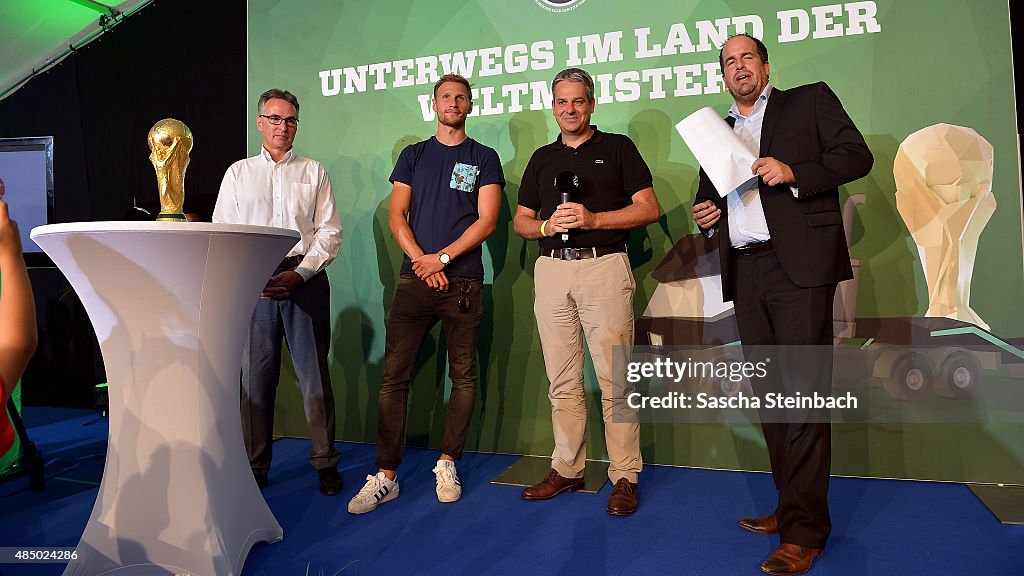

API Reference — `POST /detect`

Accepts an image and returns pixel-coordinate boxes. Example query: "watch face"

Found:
[440,253,450,264]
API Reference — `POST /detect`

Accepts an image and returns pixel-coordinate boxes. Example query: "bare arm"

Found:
[514,205,564,240]
[0,199,37,400]
[389,181,454,290]
[389,181,427,260]
[555,186,660,231]
[410,183,502,278]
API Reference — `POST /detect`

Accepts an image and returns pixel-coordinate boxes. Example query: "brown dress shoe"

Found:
[521,469,584,500]
[606,478,638,515]
[759,543,823,576]
[739,512,778,534]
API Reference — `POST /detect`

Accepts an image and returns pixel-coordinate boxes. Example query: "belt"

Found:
[543,245,626,261]
[277,254,304,270]
[732,240,774,256]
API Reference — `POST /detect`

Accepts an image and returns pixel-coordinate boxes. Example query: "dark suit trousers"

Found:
[732,248,835,549]
[241,271,340,474]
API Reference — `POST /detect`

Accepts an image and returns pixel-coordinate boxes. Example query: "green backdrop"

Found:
[247,0,1024,483]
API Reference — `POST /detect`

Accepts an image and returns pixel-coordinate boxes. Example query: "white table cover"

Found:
[30,222,299,576]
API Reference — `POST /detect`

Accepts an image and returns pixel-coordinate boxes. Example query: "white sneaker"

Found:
[433,460,462,503]
[347,472,399,514]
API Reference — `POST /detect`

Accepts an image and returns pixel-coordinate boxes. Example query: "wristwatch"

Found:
[439,252,451,267]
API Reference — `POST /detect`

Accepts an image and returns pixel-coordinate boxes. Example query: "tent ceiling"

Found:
[0,0,152,101]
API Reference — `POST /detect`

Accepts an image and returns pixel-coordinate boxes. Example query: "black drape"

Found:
[0,0,247,223]
[1,0,246,406]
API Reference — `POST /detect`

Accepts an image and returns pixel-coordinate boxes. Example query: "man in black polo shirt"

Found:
[514,67,660,516]
[347,74,504,514]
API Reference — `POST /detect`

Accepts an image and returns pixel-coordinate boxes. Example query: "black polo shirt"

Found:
[518,126,653,252]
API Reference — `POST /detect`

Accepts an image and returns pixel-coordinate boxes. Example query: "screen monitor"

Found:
[0,136,54,260]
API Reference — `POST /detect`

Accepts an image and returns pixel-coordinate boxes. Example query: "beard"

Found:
[438,111,466,129]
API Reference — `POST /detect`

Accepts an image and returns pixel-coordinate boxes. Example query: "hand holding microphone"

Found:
[554,171,579,243]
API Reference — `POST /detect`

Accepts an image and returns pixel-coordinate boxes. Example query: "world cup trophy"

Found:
[147,118,193,221]
[894,123,996,330]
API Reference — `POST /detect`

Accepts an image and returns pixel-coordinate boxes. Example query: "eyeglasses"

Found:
[259,114,299,127]
[458,280,471,313]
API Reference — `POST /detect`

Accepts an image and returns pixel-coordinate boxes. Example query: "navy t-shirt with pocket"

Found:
[389,136,504,279]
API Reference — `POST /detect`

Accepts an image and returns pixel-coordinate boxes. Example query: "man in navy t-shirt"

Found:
[348,74,504,514]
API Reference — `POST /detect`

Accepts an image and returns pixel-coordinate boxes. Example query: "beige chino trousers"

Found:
[533,251,642,484]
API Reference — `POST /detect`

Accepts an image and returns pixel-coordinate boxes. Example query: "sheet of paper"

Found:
[675,107,757,198]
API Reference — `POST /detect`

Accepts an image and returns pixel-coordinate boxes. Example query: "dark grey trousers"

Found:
[375,275,483,470]
[241,271,340,474]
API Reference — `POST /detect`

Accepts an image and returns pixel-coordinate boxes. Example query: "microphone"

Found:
[554,171,578,243]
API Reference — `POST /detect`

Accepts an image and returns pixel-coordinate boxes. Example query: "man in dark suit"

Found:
[691,34,872,575]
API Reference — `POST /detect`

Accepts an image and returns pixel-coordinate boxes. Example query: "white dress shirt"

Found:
[726,83,774,248]
[213,147,342,281]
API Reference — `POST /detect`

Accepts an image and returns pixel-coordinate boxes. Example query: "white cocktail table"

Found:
[31,222,300,576]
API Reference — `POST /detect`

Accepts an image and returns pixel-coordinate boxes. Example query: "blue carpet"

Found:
[0,408,1022,575]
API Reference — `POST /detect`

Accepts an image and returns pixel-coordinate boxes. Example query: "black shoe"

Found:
[319,467,343,496]
[254,472,269,489]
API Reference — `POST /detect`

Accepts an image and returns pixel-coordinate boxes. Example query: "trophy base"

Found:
[156,213,187,221]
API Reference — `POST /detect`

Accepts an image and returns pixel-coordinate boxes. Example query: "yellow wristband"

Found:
[540,219,549,237]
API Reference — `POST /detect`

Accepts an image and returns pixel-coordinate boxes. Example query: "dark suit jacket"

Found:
[694,82,873,301]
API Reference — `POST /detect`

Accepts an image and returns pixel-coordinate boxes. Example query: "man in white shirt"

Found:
[213,88,343,495]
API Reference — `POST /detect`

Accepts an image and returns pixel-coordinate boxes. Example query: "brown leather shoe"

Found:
[606,478,638,516]
[759,543,823,576]
[521,469,584,500]
[739,512,778,534]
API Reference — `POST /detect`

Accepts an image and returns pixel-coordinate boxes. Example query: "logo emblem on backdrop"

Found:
[535,0,589,13]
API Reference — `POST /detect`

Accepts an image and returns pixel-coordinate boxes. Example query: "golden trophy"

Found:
[147,118,193,221]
